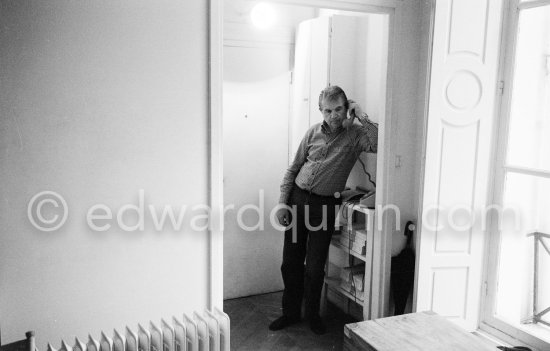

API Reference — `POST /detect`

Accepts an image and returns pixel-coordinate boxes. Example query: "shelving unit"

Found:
[324,276,364,304]
[323,204,375,321]
[330,236,368,261]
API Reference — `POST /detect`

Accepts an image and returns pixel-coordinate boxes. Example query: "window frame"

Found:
[480,0,550,349]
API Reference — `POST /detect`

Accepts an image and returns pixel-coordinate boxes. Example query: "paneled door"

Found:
[416,0,503,330]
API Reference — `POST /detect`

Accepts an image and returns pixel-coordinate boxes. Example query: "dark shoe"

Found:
[308,315,326,335]
[268,315,300,331]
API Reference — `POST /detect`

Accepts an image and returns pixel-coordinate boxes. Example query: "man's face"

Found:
[321,97,348,131]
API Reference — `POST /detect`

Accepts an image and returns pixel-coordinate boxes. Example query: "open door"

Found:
[416,0,504,330]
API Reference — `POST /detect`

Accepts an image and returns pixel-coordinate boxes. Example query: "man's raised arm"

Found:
[349,101,378,153]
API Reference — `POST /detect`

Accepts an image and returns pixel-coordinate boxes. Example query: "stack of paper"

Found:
[339,226,368,256]
[339,264,365,300]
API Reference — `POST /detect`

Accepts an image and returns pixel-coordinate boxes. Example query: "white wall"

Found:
[361,15,388,125]
[222,3,317,299]
[345,13,389,194]
[0,0,209,347]
[223,45,290,299]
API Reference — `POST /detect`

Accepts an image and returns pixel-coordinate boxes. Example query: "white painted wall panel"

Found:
[0,0,209,346]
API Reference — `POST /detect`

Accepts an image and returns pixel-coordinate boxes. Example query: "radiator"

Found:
[45,308,229,351]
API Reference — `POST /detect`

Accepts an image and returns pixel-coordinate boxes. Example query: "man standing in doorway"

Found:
[269,85,378,335]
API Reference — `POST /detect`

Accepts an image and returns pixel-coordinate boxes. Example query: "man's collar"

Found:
[321,121,343,135]
[321,121,331,134]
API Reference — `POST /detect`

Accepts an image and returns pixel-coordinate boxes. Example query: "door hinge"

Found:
[484,281,489,296]
[499,80,505,96]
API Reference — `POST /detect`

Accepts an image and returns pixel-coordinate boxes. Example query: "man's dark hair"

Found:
[318,85,349,111]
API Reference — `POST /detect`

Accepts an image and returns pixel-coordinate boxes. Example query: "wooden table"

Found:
[343,311,495,351]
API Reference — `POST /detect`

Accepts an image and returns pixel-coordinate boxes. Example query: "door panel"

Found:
[290,20,312,161]
[308,16,330,126]
[416,0,503,330]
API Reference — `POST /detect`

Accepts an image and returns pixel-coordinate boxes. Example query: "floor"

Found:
[224,291,357,351]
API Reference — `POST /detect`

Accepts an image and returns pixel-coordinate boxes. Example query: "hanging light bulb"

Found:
[250,2,277,30]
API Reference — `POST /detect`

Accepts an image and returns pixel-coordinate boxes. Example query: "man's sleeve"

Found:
[279,132,309,205]
[356,115,379,153]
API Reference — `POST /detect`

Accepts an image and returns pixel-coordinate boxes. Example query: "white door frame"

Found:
[412,0,435,312]
[208,0,403,318]
[208,0,224,310]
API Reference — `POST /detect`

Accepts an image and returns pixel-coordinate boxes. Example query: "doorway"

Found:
[210,0,400,319]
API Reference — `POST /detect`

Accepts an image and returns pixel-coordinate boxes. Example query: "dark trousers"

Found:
[281,185,340,319]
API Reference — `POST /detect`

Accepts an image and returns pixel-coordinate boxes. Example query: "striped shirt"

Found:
[279,116,378,204]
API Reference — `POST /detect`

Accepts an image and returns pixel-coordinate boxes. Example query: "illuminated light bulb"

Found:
[250,2,277,30]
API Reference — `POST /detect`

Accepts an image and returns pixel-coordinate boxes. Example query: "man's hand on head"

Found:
[348,99,364,119]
